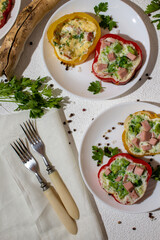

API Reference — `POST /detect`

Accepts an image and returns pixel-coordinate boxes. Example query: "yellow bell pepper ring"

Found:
[47,12,101,65]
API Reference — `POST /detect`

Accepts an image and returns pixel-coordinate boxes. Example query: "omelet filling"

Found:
[99,156,148,205]
[52,17,97,61]
[127,114,160,155]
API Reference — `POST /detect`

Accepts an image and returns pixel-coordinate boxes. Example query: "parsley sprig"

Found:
[88,81,105,94]
[94,2,117,31]
[92,145,120,166]
[0,76,63,118]
[145,0,160,29]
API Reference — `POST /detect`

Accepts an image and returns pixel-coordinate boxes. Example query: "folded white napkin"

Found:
[0,109,107,240]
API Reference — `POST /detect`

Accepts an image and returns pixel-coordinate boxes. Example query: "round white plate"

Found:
[0,0,21,40]
[79,102,160,213]
[42,0,150,100]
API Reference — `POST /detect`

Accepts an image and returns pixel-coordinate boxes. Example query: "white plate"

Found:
[79,102,160,213]
[42,0,150,100]
[0,0,21,40]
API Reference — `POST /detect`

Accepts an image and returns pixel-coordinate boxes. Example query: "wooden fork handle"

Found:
[43,186,78,234]
[49,170,79,220]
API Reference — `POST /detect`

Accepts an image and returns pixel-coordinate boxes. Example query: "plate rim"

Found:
[79,101,160,213]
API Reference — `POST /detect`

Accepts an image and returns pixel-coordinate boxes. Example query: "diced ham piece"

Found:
[107,52,116,61]
[141,120,151,132]
[132,138,140,148]
[149,138,158,146]
[134,166,145,176]
[115,176,122,182]
[127,52,137,61]
[127,164,135,172]
[141,144,152,151]
[117,68,128,79]
[107,37,116,43]
[105,168,111,176]
[97,63,108,72]
[87,32,94,42]
[101,40,111,48]
[123,181,134,192]
[140,131,152,141]
[129,190,139,199]
[123,174,128,183]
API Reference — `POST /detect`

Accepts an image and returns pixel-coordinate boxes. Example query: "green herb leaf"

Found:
[94,2,108,15]
[0,76,63,118]
[104,146,120,157]
[152,165,160,180]
[92,145,120,166]
[145,0,160,14]
[145,0,160,29]
[92,146,104,166]
[99,15,117,31]
[94,1,117,30]
[88,81,104,94]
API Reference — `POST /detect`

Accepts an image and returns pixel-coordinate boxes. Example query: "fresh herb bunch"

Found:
[88,81,105,94]
[145,0,160,29]
[92,145,120,166]
[94,2,117,31]
[0,76,63,118]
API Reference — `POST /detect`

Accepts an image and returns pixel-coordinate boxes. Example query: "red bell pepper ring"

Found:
[0,0,12,29]
[98,153,152,205]
[92,34,143,85]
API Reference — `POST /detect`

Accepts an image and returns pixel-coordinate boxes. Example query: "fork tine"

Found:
[26,120,40,141]
[28,120,41,140]
[11,142,27,163]
[17,138,33,159]
[20,123,34,144]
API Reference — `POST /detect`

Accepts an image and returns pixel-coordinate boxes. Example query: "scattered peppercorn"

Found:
[139,78,142,81]
[29,41,33,45]
[63,121,66,125]
[118,122,124,125]
[145,73,149,76]
[98,143,102,146]
[73,129,77,132]
[108,129,111,133]
[68,130,72,134]
[112,127,115,130]
[107,143,110,146]
[147,77,152,80]
[82,108,87,111]
[105,137,109,140]
[118,221,122,224]
[132,227,136,230]
[149,212,156,220]
[67,120,72,123]
[50,84,54,87]
[69,113,75,117]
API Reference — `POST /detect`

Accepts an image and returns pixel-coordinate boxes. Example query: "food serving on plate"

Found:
[0,0,12,29]
[122,111,160,157]
[47,12,101,65]
[98,153,152,205]
[92,34,142,85]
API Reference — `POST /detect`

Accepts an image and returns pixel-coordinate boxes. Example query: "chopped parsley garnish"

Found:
[145,0,160,29]
[0,76,63,118]
[94,1,117,31]
[88,81,105,94]
[92,145,120,166]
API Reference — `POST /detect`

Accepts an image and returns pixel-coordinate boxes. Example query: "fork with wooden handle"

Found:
[20,120,79,220]
[11,139,77,235]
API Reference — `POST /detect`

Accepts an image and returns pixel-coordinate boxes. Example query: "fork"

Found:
[20,120,79,220]
[11,139,77,235]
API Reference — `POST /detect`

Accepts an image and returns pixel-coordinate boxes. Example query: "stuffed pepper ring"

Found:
[47,12,101,65]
